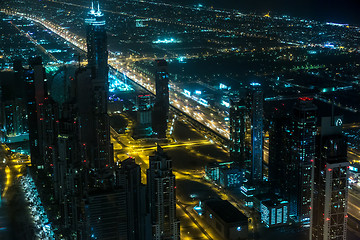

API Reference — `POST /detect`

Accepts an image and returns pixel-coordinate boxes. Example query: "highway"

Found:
[1,9,230,141]
[349,192,360,219]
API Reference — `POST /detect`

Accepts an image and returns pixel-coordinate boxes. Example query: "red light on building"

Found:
[328,168,332,172]
[299,97,314,101]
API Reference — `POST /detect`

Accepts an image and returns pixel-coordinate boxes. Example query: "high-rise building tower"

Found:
[247,82,263,182]
[85,1,108,83]
[85,188,128,240]
[0,61,28,141]
[80,1,113,169]
[310,116,349,240]
[268,104,292,194]
[147,145,180,240]
[152,59,169,138]
[119,158,152,240]
[289,97,317,223]
[229,97,248,169]
[25,56,47,167]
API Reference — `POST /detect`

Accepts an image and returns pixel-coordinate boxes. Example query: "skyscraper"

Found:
[310,116,349,240]
[25,56,47,167]
[0,61,28,141]
[229,96,248,169]
[2,98,28,140]
[80,1,113,169]
[152,59,169,138]
[147,145,180,240]
[85,189,128,240]
[268,104,292,194]
[79,3,120,238]
[119,158,152,240]
[247,82,263,182]
[289,97,317,223]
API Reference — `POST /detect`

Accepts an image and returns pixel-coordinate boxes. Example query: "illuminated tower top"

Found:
[85,1,105,26]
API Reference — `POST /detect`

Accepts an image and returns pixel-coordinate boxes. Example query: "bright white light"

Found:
[184,89,191,97]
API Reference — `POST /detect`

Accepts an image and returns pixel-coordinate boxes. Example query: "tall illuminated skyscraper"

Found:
[79,1,113,168]
[310,116,349,240]
[247,82,263,182]
[289,97,317,223]
[152,59,169,138]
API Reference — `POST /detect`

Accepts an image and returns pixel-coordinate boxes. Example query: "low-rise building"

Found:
[260,199,289,228]
[204,200,248,240]
[219,167,244,188]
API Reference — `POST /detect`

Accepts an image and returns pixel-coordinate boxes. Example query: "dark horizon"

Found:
[169,0,360,24]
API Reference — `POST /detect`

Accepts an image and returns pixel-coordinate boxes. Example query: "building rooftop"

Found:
[155,59,168,67]
[205,199,248,224]
[261,199,289,207]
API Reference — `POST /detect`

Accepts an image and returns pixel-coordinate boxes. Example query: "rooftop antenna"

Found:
[97,2,100,12]
[91,1,94,10]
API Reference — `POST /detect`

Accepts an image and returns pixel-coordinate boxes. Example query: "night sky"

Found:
[170,0,360,24]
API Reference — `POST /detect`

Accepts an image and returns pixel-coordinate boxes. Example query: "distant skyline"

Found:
[169,0,360,24]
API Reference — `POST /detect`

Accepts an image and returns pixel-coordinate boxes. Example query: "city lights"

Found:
[0,0,359,239]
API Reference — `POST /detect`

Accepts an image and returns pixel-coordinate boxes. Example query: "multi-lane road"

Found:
[1,8,230,141]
